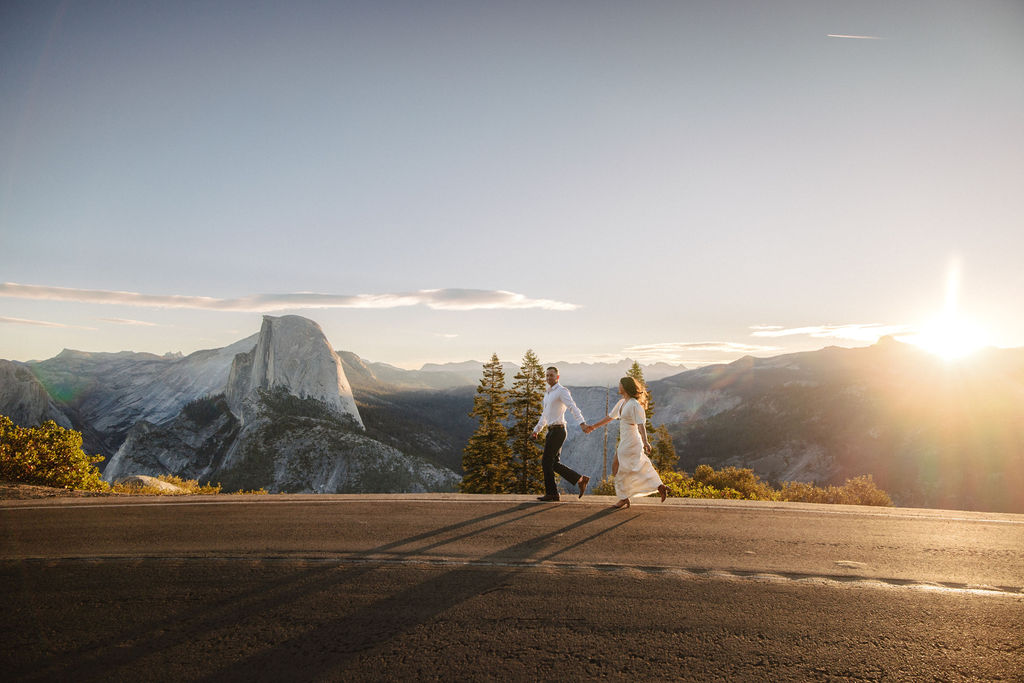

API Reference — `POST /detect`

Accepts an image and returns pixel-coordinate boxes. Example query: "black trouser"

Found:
[542,425,582,497]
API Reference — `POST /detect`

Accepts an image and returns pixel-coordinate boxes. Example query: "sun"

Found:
[902,315,988,361]
[899,259,990,361]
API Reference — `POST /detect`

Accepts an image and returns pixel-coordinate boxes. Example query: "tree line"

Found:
[460,352,678,494]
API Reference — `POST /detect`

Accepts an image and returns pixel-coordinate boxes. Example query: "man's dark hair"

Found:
[546,366,558,375]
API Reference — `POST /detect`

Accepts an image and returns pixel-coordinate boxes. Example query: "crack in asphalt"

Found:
[6,556,1022,598]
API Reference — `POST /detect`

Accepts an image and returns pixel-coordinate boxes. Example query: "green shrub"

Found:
[593,464,891,507]
[777,480,820,502]
[780,474,891,506]
[692,464,778,500]
[593,470,746,500]
[159,475,221,494]
[659,471,717,499]
[838,474,892,506]
[109,474,222,495]
[0,415,109,491]
[109,475,270,496]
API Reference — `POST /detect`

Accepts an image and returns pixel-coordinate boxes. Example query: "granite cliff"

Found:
[100,316,456,492]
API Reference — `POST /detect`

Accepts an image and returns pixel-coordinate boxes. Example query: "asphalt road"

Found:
[2,494,1022,681]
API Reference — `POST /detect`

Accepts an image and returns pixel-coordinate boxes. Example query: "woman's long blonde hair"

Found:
[619,376,648,408]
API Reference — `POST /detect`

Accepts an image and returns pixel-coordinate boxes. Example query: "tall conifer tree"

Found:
[650,424,678,473]
[460,353,514,493]
[627,361,678,472]
[507,349,546,494]
[627,361,655,432]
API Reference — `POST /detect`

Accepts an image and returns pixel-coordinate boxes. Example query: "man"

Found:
[530,366,590,501]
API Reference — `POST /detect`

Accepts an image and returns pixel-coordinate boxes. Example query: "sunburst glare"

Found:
[899,259,990,360]
[905,315,988,360]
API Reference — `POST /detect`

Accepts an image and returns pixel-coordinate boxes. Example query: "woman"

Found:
[585,376,667,508]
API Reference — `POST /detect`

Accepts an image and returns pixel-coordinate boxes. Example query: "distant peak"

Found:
[227,314,362,428]
[262,314,320,326]
[876,335,904,347]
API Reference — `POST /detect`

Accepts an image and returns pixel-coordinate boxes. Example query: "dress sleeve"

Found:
[607,398,624,420]
[624,399,644,425]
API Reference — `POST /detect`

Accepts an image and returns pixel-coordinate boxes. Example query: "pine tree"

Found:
[460,353,514,493]
[627,361,655,432]
[507,349,546,494]
[627,361,676,473]
[650,424,678,473]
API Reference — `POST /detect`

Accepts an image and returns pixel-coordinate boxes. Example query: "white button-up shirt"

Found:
[533,383,586,433]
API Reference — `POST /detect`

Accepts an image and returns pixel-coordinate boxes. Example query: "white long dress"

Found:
[609,398,663,499]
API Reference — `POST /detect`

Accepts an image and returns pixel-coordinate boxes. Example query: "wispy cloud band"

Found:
[0,316,96,330]
[0,283,579,312]
[627,341,781,354]
[98,317,160,327]
[751,323,911,342]
[622,341,782,364]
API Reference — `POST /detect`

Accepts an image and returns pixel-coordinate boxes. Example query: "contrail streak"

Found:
[827,34,884,40]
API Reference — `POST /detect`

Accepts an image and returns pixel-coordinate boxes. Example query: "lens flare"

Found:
[900,259,990,360]
[904,316,987,360]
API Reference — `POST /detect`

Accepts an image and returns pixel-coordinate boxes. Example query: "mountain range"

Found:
[0,316,677,495]
[415,359,686,388]
[650,339,1024,513]
[2,316,1022,512]
[3,316,458,493]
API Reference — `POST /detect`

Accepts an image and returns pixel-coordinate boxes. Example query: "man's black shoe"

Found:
[536,494,560,502]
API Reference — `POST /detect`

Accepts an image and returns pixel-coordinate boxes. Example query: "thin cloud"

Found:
[623,341,782,363]
[751,323,911,342]
[827,34,884,40]
[627,341,781,354]
[0,316,95,330]
[99,317,160,327]
[418,289,578,311]
[0,283,579,312]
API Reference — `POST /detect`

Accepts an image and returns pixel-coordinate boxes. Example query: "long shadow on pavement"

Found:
[9,501,554,681]
[199,505,633,681]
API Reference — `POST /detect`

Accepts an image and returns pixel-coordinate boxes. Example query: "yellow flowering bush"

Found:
[594,465,892,506]
[0,415,109,491]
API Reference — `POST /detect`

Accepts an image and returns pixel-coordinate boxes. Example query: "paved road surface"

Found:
[2,494,1022,681]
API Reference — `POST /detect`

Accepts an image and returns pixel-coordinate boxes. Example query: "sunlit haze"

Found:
[904,316,988,361]
[2,1,1022,368]
[899,260,991,360]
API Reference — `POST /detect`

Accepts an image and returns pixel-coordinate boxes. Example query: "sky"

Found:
[2,0,1022,369]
